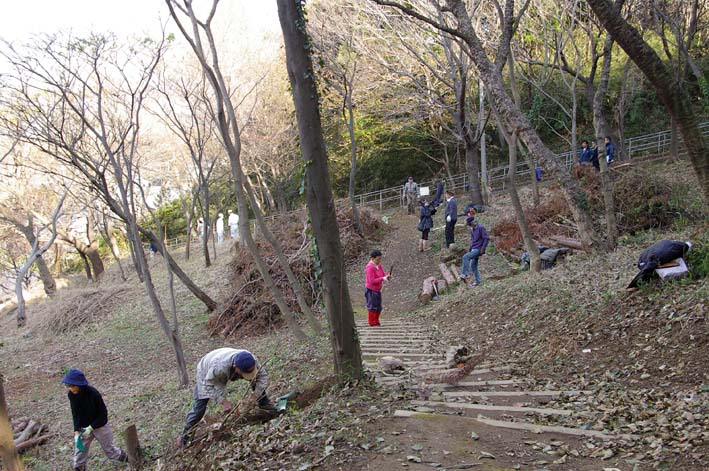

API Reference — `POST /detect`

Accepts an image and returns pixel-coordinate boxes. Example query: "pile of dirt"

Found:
[210,206,383,337]
[34,286,129,333]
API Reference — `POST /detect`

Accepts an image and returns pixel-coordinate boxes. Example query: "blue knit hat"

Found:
[62,369,89,387]
[232,351,255,372]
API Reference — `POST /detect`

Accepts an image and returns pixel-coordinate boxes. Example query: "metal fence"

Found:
[151,120,707,251]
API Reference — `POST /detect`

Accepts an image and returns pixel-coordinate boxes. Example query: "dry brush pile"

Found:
[210,207,383,337]
[491,161,706,256]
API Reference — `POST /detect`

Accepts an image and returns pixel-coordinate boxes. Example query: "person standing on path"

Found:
[402,176,419,215]
[444,191,457,248]
[365,249,392,326]
[417,199,436,252]
[179,348,272,447]
[460,217,489,287]
[216,213,225,244]
[62,369,128,471]
[227,209,239,242]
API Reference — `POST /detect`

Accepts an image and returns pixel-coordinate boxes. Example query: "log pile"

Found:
[418,262,462,305]
[10,417,51,452]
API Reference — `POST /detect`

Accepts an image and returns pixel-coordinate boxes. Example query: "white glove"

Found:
[446,215,451,222]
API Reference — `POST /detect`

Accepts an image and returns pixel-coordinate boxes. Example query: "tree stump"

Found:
[419,277,436,305]
[449,264,462,282]
[438,263,457,285]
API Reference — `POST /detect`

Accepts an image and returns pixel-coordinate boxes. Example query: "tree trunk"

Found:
[446,0,601,251]
[86,242,104,280]
[126,225,144,283]
[78,252,93,280]
[419,276,436,304]
[670,115,679,160]
[592,36,619,250]
[127,223,189,386]
[506,132,541,272]
[479,79,490,204]
[439,263,457,285]
[277,0,363,381]
[100,218,126,281]
[0,375,24,471]
[586,0,709,202]
[345,92,362,235]
[202,184,211,268]
[34,255,56,296]
[455,74,483,206]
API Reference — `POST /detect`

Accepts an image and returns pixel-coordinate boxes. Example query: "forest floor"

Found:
[1,162,707,471]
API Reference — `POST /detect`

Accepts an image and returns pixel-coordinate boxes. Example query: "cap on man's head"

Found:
[233,351,257,380]
[62,369,89,387]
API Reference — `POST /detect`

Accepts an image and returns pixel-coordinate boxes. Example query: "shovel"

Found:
[275,391,297,413]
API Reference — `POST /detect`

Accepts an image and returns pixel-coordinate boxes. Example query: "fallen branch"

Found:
[14,434,51,452]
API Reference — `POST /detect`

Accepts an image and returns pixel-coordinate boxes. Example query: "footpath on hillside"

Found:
[340,209,662,471]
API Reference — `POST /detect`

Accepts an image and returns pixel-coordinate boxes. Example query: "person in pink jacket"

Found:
[365,249,392,326]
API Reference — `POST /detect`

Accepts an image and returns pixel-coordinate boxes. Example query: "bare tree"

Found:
[372,0,603,251]
[311,7,363,233]
[165,0,314,340]
[14,192,65,327]
[277,0,363,380]
[0,34,206,384]
[587,0,709,202]
[153,71,220,267]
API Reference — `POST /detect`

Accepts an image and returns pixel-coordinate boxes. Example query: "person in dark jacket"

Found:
[627,240,692,288]
[460,217,489,286]
[417,199,436,252]
[579,140,593,164]
[62,369,127,471]
[444,191,457,248]
[605,136,615,163]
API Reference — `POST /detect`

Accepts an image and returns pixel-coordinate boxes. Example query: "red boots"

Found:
[367,311,381,326]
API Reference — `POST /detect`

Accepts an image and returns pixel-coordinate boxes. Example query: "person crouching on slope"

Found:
[179,348,272,447]
[62,369,128,471]
[365,249,392,326]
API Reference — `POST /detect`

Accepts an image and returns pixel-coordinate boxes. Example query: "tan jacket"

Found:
[194,348,268,402]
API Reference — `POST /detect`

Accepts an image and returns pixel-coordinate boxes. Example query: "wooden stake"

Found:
[125,424,142,468]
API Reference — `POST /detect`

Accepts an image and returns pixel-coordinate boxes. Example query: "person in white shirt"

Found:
[227,210,239,242]
[216,213,225,244]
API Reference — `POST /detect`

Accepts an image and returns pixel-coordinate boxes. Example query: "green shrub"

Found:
[686,232,709,279]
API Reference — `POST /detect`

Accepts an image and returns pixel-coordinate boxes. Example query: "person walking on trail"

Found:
[605,136,616,163]
[216,213,225,244]
[196,218,205,242]
[179,348,272,447]
[444,191,457,248]
[365,249,392,326]
[62,369,128,471]
[417,199,436,252]
[460,217,489,287]
[402,176,419,215]
[228,209,239,242]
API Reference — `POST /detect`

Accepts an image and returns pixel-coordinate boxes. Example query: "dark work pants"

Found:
[445,219,457,247]
[182,385,272,441]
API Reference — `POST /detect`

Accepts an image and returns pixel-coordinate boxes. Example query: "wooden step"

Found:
[442,390,591,399]
[409,400,591,417]
[392,411,637,441]
[405,379,527,390]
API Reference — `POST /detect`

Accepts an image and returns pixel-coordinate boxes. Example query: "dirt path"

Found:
[337,212,643,471]
[348,211,442,319]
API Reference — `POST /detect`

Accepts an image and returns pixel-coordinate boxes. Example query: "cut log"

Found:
[548,236,584,251]
[436,279,448,295]
[438,263,457,285]
[449,264,462,282]
[15,434,51,452]
[419,277,436,304]
[124,424,142,467]
[13,420,38,446]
